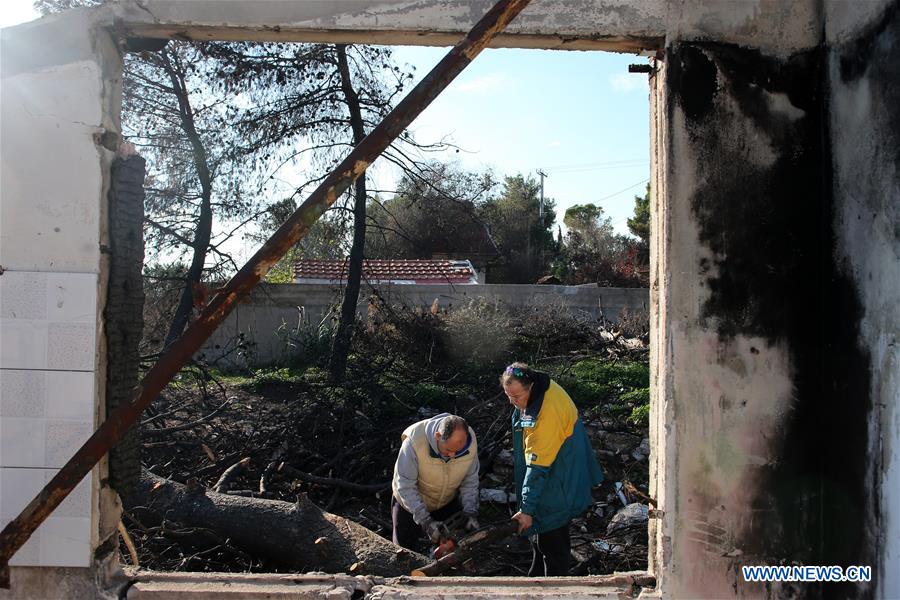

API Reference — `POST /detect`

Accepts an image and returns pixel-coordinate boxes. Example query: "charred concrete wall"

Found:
[662,40,872,597]
[826,1,900,597]
[654,1,898,597]
[103,155,146,496]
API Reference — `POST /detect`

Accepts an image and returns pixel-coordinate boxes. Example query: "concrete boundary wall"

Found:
[202,283,649,366]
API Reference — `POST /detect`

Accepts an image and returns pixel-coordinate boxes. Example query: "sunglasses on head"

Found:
[504,366,528,379]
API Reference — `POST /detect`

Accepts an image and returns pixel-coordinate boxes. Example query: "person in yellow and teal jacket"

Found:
[502,362,604,576]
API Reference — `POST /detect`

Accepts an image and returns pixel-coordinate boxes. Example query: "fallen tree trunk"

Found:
[129,470,425,576]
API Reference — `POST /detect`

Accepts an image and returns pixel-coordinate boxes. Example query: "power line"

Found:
[593,178,650,204]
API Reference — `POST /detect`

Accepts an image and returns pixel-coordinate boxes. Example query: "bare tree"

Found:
[328,44,369,382]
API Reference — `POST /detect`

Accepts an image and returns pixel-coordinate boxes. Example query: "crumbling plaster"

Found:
[122,572,649,599]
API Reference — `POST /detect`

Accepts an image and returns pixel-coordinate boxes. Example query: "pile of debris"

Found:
[477,427,651,576]
[122,369,652,577]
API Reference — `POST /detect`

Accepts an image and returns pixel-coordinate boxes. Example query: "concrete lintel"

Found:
[101,0,824,57]
[108,0,665,53]
[1,0,824,63]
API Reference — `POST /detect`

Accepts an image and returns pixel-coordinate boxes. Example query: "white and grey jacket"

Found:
[391,413,479,525]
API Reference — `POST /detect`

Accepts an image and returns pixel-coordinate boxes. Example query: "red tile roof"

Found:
[293,259,478,284]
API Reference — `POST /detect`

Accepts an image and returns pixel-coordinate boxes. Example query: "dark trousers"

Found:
[528,522,571,576]
[391,495,462,551]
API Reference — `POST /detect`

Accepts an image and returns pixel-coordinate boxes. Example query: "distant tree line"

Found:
[286,163,649,287]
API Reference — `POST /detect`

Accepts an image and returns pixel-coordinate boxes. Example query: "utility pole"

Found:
[537,169,547,219]
[536,169,548,276]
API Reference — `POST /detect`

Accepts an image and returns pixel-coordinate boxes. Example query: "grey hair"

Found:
[437,415,468,440]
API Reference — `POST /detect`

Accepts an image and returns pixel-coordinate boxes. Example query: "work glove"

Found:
[464,514,480,532]
[423,519,443,543]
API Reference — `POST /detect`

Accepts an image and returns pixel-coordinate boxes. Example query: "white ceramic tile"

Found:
[0,515,92,567]
[0,418,46,468]
[45,371,94,420]
[0,272,48,320]
[0,467,46,519]
[0,271,97,370]
[44,420,92,468]
[47,322,95,371]
[4,516,40,566]
[39,516,91,567]
[0,468,93,567]
[0,320,49,370]
[43,468,91,518]
[0,370,46,418]
[45,273,97,323]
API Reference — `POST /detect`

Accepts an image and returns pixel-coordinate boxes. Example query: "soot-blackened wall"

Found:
[829,1,900,597]
[662,37,876,598]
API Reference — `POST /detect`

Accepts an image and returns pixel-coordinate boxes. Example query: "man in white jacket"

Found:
[391,413,480,550]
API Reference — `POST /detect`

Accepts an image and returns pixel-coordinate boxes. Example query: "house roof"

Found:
[293,259,479,284]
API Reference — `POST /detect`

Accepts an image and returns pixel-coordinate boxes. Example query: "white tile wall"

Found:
[0,468,92,567]
[0,61,103,273]
[0,271,98,567]
[0,272,97,372]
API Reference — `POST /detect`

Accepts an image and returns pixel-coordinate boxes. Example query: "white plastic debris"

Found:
[607,503,649,535]
[479,488,517,503]
[615,481,629,506]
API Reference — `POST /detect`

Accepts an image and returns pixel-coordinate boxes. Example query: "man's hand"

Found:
[511,511,533,534]
[423,519,443,543]
[464,515,480,532]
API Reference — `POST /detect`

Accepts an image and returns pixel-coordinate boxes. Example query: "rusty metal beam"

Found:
[0,0,531,586]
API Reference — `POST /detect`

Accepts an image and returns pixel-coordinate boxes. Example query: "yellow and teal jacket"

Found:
[513,372,603,535]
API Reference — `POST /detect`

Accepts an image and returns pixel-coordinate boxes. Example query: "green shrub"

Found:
[570,359,649,390]
[246,366,305,390]
[301,366,329,385]
[441,298,514,371]
[274,320,334,368]
[412,382,446,407]
[628,403,650,427]
[620,388,650,406]
[558,378,612,405]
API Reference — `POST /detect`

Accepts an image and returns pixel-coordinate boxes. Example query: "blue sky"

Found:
[2,4,650,236]
[383,45,650,235]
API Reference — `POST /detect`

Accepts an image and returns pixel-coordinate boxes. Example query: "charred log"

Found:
[129,470,424,576]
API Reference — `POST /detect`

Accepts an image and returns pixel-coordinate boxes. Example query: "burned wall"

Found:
[103,154,146,495]
[827,1,900,597]
[659,31,879,600]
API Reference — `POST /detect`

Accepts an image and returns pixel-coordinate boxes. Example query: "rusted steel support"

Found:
[0,0,531,586]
